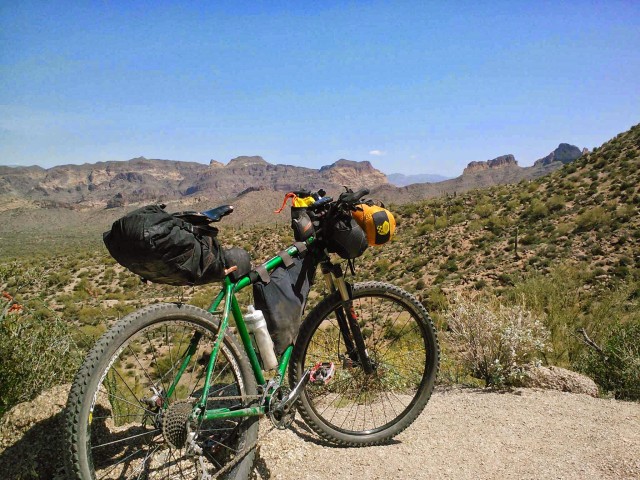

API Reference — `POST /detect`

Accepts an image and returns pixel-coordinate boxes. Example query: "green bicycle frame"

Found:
[163,238,314,421]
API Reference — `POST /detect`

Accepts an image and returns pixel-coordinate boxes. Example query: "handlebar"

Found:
[307,188,369,214]
[338,188,369,205]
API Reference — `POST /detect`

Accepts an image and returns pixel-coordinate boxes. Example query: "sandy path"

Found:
[1,386,638,479]
[253,387,640,480]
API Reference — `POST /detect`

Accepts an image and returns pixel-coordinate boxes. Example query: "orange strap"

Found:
[274,192,297,214]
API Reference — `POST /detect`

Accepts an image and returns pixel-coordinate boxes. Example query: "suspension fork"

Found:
[323,262,374,374]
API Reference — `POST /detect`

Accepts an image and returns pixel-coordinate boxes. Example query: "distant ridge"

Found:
[387,173,450,187]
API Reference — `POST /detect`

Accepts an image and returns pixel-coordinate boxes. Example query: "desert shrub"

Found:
[444,294,550,387]
[0,295,84,412]
[525,200,548,220]
[474,203,493,219]
[575,206,611,232]
[422,287,448,314]
[435,216,448,230]
[546,195,566,212]
[507,265,585,364]
[374,258,391,274]
[577,321,640,400]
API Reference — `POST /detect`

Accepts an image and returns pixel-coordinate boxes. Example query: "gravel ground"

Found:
[253,387,640,480]
[1,385,638,479]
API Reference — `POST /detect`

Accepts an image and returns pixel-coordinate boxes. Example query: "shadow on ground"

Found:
[0,411,66,480]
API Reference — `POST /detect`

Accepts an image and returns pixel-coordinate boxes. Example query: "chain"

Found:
[197,391,277,479]
[195,374,294,478]
[205,395,263,402]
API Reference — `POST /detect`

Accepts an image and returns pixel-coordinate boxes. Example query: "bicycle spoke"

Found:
[74,312,257,479]
[92,429,161,450]
[299,285,436,438]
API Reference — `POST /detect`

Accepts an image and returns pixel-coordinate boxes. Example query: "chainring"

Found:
[268,386,295,430]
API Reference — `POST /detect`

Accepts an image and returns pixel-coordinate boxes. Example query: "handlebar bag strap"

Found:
[290,207,315,242]
[253,253,317,354]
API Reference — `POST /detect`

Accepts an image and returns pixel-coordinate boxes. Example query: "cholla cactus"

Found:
[445,293,550,387]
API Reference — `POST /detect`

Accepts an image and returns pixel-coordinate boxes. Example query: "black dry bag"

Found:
[103,204,225,286]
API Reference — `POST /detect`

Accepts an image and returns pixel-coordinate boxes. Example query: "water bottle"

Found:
[244,305,279,370]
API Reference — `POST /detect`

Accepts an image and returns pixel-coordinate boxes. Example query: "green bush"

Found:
[546,195,566,212]
[578,322,640,400]
[525,200,548,220]
[575,206,611,232]
[474,203,493,219]
[0,298,84,412]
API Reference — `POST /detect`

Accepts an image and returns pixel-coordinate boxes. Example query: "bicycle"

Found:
[64,188,440,479]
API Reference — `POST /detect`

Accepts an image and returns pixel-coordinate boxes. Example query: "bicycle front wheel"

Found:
[290,281,439,446]
[64,303,258,480]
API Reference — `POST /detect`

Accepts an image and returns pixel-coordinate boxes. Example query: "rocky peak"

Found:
[534,143,583,167]
[226,156,270,168]
[209,159,224,168]
[320,159,383,173]
[464,154,518,175]
[320,159,388,188]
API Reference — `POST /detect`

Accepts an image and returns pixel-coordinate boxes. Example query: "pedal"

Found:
[309,362,335,385]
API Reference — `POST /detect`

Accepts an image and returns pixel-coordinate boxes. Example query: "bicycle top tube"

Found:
[231,236,316,292]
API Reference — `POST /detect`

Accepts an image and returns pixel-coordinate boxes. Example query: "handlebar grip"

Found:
[340,188,370,204]
[309,196,333,210]
[353,188,369,200]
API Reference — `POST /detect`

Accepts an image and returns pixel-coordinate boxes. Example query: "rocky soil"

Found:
[1,386,638,479]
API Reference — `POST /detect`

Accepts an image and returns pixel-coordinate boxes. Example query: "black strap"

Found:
[347,258,356,276]
[293,241,307,255]
[192,225,219,237]
[255,265,270,284]
[279,250,294,268]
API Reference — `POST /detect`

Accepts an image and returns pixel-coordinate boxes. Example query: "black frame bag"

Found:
[103,204,225,286]
[253,253,317,354]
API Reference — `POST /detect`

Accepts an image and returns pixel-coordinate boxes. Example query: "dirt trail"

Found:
[0,386,638,479]
[254,387,640,480]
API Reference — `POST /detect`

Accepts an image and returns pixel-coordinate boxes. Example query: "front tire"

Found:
[64,303,258,479]
[290,282,439,446]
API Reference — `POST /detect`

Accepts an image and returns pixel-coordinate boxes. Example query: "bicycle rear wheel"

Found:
[290,281,439,446]
[64,303,258,479]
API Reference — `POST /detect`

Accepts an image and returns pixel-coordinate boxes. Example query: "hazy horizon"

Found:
[1,2,638,176]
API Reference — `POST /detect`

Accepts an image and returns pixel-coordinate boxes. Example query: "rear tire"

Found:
[64,303,258,479]
[290,282,439,446]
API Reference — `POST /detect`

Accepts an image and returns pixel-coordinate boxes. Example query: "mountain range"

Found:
[0,144,584,212]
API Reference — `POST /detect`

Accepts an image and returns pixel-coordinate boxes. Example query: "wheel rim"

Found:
[301,291,431,436]
[86,319,249,479]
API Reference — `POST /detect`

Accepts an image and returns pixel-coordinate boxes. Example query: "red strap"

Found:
[274,192,297,214]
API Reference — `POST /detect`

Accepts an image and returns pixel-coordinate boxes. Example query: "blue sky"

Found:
[1,1,639,176]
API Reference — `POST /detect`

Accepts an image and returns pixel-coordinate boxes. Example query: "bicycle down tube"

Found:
[164,239,314,422]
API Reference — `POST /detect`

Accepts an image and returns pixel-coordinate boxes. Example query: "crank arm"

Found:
[279,369,311,413]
